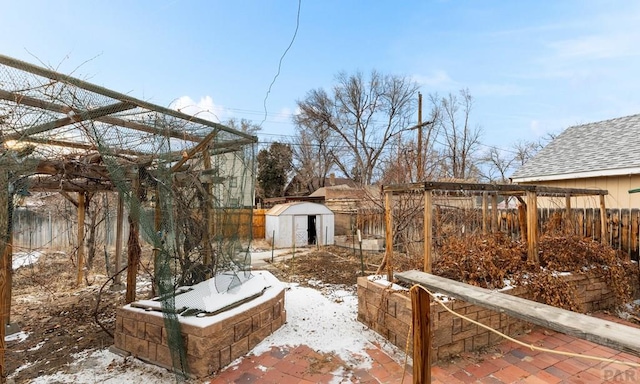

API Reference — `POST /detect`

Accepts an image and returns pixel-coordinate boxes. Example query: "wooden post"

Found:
[565,193,572,235]
[482,191,488,235]
[0,171,8,384]
[423,190,432,273]
[411,287,432,383]
[114,193,124,286]
[600,195,607,245]
[76,192,86,285]
[526,191,539,263]
[416,92,423,181]
[491,194,498,233]
[385,191,394,282]
[125,172,141,304]
[202,148,213,269]
[3,226,12,327]
[153,187,161,294]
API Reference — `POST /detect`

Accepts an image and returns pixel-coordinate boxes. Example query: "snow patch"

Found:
[12,250,42,270]
[4,331,29,343]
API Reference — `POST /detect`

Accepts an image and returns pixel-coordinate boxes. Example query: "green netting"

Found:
[0,54,257,379]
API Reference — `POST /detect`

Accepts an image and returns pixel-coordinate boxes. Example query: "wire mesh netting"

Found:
[0,54,257,377]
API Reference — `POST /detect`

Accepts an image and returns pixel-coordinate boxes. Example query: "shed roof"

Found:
[266,202,333,216]
[512,114,640,182]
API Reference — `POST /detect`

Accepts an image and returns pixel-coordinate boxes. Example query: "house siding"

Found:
[518,174,640,210]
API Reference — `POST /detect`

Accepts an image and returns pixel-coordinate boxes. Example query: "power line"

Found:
[260,0,302,128]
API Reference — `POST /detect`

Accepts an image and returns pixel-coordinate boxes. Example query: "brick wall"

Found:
[357,273,628,361]
[114,288,286,378]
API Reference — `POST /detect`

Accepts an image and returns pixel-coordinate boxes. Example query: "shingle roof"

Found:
[511,114,640,181]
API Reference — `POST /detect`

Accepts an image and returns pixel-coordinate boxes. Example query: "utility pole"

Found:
[417,92,423,181]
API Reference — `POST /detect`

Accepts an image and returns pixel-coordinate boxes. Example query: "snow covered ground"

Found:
[7,280,406,383]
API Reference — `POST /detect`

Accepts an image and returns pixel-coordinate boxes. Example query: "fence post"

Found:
[385,191,394,282]
[76,192,86,285]
[271,230,275,263]
[412,286,431,384]
[526,191,539,263]
[424,190,432,273]
[600,195,607,245]
[358,229,364,276]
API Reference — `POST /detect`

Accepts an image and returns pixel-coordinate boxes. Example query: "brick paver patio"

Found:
[212,313,640,383]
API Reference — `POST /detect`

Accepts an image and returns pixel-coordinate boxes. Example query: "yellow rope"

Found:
[398,283,640,383]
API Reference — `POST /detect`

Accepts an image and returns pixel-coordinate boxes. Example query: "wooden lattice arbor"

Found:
[0,54,258,382]
[380,181,609,281]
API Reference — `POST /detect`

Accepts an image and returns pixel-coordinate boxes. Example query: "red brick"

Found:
[530,369,562,384]
[463,361,499,378]
[492,365,529,382]
[554,358,590,376]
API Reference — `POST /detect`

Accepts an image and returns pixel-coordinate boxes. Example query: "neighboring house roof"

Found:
[511,114,640,182]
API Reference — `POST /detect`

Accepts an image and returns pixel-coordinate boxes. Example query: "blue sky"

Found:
[2,0,640,152]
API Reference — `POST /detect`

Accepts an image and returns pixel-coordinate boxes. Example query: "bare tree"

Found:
[289,118,339,194]
[295,70,419,185]
[430,89,482,180]
[380,131,443,184]
[480,146,514,183]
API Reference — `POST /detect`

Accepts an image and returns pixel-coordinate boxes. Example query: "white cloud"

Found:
[170,95,228,123]
[412,70,456,88]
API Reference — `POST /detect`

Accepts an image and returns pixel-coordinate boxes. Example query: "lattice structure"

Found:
[0,54,257,378]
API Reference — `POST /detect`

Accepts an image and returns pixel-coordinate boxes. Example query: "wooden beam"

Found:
[423,190,432,273]
[600,195,608,245]
[19,137,146,157]
[396,270,640,357]
[383,181,608,197]
[4,101,136,141]
[411,287,432,384]
[96,115,203,143]
[25,177,115,193]
[0,88,204,145]
[114,193,124,286]
[0,54,258,143]
[385,191,394,282]
[170,128,219,172]
[76,192,86,285]
[526,191,539,263]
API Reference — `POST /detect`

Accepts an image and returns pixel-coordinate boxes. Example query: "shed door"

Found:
[294,215,307,247]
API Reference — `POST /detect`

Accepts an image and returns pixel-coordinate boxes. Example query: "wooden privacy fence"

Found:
[354,206,640,258]
[12,207,269,249]
[253,209,266,239]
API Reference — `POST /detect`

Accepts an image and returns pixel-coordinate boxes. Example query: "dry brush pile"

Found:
[395,233,639,313]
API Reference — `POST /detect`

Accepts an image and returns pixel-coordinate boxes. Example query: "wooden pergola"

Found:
[0,54,257,383]
[381,181,609,281]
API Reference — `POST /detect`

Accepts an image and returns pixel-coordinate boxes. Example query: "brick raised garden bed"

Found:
[357,273,630,361]
[112,271,286,378]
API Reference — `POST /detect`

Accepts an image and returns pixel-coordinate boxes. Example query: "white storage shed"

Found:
[265,202,334,248]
